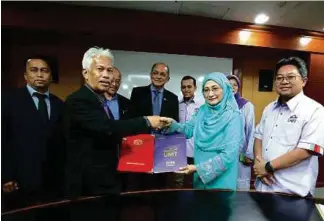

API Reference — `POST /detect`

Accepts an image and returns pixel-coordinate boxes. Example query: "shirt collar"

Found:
[180,96,196,104]
[85,83,106,104]
[106,94,118,101]
[150,84,164,94]
[273,91,304,111]
[26,84,50,98]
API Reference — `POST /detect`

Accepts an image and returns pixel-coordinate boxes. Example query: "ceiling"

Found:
[61,1,324,32]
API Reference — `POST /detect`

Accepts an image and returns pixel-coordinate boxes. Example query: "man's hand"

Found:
[253,156,268,177]
[259,174,275,186]
[147,116,163,129]
[176,165,197,175]
[3,181,18,193]
[159,117,173,127]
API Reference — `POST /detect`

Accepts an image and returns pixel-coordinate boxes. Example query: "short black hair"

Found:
[181,75,196,87]
[24,55,59,83]
[151,62,170,75]
[275,57,307,78]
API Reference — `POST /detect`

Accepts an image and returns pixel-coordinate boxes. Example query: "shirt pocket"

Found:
[276,118,304,146]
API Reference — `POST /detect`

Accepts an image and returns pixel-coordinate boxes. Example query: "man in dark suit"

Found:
[104,67,132,192]
[64,47,163,220]
[130,62,179,122]
[129,63,179,191]
[2,55,64,210]
[104,67,130,120]
[63,47,163,220]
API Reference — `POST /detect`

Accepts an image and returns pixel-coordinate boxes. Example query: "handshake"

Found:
[146,116,174,130]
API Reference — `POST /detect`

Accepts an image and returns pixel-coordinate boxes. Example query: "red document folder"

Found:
[117,134,155,173]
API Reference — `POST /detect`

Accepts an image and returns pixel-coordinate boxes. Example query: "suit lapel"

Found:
[22,87,41,119]
[145,85,153,115]
[49,95,59,124]
[160,90,168,116]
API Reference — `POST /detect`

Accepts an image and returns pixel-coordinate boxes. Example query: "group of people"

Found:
[2,47,324,212]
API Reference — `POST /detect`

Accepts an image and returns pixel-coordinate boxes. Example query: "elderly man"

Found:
[253,57,324,197]
[64,47,163,198]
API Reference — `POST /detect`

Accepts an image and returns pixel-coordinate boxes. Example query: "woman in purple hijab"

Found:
[227,75,255,191]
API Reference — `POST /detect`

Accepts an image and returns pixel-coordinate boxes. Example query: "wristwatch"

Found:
[265,161,274,173]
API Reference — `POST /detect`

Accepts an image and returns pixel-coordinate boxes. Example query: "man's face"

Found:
[275,64,307,98]
[181,79,196,99]
[24,59,52,90]
[229,79,239,94]
[107,68,122,96]
[83,55,114,92]
[150,64,170,88]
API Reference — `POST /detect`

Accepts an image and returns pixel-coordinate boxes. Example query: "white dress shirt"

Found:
[179,97,204,158]
[254,91,324,196]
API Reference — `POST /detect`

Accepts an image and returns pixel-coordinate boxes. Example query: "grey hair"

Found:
[82,47,114,70]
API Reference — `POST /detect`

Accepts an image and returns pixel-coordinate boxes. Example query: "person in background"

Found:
[177,75,203,188]
[227,75,255,191]
[129,62,179,191]
[104,66,132,192]
[104,67,131,120]
[160,72,243,190]
[2,55,64,209]
[253,57,324,197]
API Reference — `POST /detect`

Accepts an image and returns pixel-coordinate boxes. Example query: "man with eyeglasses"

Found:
[253,57,324,197]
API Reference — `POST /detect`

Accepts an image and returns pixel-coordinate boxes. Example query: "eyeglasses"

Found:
[275,75,301,83]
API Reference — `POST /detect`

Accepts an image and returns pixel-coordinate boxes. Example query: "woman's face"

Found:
[229,79,239,94]
[203,80,223,106]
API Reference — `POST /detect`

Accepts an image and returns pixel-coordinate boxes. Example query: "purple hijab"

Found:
[227,75,248,109]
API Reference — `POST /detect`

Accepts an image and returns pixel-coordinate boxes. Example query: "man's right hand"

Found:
[147,116,163,129]
[3,181,19,193]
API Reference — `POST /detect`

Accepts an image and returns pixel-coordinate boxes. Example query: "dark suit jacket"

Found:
[1,86,64,195]
[63,85,150,197]
[117,94,131,120]
[130,85,179,121]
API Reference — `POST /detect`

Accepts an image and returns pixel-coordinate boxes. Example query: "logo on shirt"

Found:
[287,115,298,123]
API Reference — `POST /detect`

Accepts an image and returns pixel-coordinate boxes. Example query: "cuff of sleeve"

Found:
[143,116,152,128]
[254,133,262,140]
[195,163,208,185]
[298,142,324,156]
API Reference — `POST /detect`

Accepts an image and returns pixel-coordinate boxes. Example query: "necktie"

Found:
[104,102,115,120]
[153,90,161,115]
[34,92,49,124]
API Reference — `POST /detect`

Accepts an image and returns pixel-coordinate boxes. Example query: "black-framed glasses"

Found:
[275,75,301,83]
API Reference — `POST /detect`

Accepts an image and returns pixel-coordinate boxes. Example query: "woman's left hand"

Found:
[176,164,197,175]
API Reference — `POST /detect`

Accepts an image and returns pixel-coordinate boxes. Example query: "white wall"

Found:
[113,50,233,100]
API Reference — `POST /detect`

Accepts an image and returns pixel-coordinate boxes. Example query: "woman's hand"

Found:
[176,164,197,175]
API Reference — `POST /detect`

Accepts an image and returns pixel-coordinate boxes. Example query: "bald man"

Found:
[104,67,131,120]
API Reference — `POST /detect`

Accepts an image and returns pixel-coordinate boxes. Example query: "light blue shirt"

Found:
[150,84,164,115]
[106,94,120,120]
[26,84,51,118]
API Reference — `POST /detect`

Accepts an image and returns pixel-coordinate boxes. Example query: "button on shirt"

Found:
[26,84,51,118]
[179,97,204,158]
[254,91,324,196]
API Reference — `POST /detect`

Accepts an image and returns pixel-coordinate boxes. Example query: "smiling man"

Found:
[63,47,164,200]
[129,62,179,191]
[253,57,324,197]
